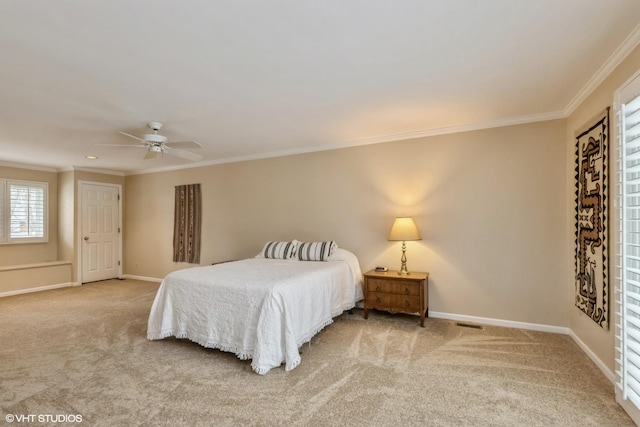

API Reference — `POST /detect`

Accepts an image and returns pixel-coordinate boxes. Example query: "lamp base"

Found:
[398,241,410,276]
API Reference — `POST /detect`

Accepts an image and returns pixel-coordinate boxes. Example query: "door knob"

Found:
[84,236,89,241]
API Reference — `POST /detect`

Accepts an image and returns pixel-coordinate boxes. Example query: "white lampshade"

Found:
[388,217,422,241]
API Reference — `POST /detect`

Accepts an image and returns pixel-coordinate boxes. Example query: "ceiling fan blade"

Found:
[119,131,147,143]
[94,143,146,147]
[167,148,203,162]
[144,150,158,160]
[165,140,201,149]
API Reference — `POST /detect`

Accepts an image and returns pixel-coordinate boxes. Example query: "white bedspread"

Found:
[147,249,363,374]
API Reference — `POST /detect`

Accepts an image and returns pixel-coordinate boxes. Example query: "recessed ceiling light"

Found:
[85,155,98,160]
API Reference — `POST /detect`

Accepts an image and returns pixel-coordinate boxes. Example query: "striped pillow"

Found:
[296,241,337,261]
[261,241,297,259]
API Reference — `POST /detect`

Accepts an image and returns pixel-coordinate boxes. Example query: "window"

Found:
[615,69,640,424]
[0,179,48,244]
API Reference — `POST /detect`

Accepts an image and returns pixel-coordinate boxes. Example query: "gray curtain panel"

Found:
[173,183,201,264]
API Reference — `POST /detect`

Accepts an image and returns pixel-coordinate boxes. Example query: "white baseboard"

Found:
[568,329,615,383]
[0,282,75,298]
[121,274,163,283]
[429,310,613,384]
[429,311,570,335]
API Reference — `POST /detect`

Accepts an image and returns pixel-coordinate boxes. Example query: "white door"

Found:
[81,183,120,283]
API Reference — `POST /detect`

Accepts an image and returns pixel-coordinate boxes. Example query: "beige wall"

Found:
[566,43,640,373]
[0,262,71,294]
[125,119,567,327]
[0,165,58,266]
[58,171,75,265]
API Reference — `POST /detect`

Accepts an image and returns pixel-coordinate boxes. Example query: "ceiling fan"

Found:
[97,122,203,161]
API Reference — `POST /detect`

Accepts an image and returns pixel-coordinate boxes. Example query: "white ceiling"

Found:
[2,1,640,175]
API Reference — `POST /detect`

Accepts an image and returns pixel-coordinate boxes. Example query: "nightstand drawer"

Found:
[367,292,421,312]
[367,278,420,296]
[363,270,429,326]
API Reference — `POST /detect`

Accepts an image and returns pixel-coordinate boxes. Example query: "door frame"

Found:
[77,180,123,284]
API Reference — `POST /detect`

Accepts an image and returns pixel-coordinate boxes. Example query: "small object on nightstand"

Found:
[375,266,388,272]
[363,269,429,327]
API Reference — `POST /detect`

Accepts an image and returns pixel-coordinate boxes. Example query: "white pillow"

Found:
[259,241,297,259]
[296,241,337,261]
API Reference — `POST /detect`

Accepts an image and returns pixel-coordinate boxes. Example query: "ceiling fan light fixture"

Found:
[143,133,168,143]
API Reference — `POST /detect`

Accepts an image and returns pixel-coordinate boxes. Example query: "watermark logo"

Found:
[5,414,83,423]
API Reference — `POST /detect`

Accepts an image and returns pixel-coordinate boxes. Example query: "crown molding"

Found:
[128,110,566,176]
[71,167,125,176]
[564,22,640,115]
[345,111,566,147]
[0,160,58,173]
[0,162,123,176]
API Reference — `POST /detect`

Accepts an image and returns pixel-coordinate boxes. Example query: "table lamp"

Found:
[388,217,422,276]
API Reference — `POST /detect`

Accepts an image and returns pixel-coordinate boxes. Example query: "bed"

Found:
[147,242,363,374]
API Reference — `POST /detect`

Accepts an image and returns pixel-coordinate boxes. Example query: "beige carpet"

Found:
[0,279,633,426]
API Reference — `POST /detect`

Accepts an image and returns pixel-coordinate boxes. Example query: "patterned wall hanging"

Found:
[574,107,609,329]
[173,183,201,264]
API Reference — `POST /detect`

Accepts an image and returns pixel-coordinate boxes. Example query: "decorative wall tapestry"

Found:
[574,107,609,329]
[173,183,201,264]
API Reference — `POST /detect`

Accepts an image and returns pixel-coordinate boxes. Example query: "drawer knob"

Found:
[405,299,411,307]
[376,296,381,303]
[404,287,410,295]
[376,285,381,292]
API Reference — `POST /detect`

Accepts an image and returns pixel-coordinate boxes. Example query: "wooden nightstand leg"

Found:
[420,313,425,327]
[364,308,369,319]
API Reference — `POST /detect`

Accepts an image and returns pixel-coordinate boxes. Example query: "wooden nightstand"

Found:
[363,270,429,327]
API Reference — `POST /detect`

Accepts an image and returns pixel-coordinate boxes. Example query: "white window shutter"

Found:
[6,181,47,242]
[616,70,640,424]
